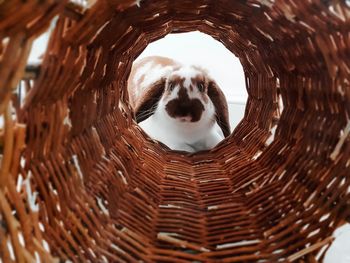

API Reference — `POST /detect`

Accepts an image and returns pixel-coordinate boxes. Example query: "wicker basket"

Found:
[1,0,349,262]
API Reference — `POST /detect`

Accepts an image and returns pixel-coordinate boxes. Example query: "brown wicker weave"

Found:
[1,0,350,262]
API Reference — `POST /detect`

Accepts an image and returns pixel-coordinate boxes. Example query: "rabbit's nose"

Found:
[179,116,192,122]
[165,86,205,122]
[176,104,191,116]
[165,98,205,122]
[178,100,191,109]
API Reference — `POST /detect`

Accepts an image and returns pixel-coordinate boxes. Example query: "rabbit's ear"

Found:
[208,80,231,137]
[134,78,166,123]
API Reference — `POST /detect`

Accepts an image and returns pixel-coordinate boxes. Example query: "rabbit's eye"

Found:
[197,82,205,92]
[168,82,175,91]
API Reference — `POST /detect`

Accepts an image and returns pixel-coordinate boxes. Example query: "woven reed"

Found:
[1,0,350,262]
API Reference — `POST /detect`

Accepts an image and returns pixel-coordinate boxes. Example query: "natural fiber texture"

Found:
[1,0,350,262]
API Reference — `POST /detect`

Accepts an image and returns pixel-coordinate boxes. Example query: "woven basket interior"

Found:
[1,0,350,262]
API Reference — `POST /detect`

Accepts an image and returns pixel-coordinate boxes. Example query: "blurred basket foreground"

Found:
[0,0,350,262]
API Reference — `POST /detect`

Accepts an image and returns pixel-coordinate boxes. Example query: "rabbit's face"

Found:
[157,66,215,124]
[129,56,231,138]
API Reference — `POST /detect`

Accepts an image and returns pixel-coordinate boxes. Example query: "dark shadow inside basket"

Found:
[18,1,350,262]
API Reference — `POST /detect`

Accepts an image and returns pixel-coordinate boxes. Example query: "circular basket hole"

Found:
[128,31,247,153]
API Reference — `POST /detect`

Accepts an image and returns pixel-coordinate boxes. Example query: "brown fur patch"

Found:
[128,56,179,110]
[134,78,165,123]
[207,80,231,137]
[162,76,185,100]
[192,67,231,137]
[165,86,204,122]
[191,75,209,104]
[168,75,185,87]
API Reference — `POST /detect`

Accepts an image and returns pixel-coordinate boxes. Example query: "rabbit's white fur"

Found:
[139,114,224,152]
[128,56,230,153]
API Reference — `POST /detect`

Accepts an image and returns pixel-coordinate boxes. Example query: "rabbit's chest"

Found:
[139,113,223,152]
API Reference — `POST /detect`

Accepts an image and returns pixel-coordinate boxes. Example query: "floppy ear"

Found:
[134,78,166,123]
[208,80,231,137]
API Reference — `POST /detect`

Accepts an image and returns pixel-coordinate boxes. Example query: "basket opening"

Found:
[128,31,247,153]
